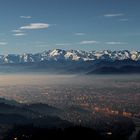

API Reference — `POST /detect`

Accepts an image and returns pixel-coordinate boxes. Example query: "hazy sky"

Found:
[0,0,140,53]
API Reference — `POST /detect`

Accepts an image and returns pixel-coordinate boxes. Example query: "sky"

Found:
[0,0,140,54]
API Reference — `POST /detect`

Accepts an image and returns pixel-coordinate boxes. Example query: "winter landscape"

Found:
[0,0,140,140]
[1,49,140,74]
[0,50,139,140]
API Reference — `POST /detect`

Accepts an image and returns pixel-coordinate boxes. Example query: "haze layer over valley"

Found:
[0,71,139,139]
[0,74,139,114]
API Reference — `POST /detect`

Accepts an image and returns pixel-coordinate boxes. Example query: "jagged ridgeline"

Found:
[1,49,140,62]
[0,49,140,74]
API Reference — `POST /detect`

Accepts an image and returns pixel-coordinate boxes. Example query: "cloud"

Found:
[105,42,127,45]
[79,40,99,45]
[12,29,26,36]
[104,13,124,18]
[55,43,71,46]
[75,33,85,36]
[12,29,23,33]
[13,33,26,36]
[20,23,50,30]
[20,16,32,19]
[0,42,7,45]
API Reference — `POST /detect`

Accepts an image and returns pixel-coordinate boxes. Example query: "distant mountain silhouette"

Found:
[88,65,140,74]
[0,49,140,74]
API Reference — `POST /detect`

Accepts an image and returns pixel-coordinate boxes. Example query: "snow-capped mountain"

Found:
[0,49,140,64]
[0,49,140,74]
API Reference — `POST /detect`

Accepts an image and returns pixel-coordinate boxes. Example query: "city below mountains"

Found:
[0,49,140,74]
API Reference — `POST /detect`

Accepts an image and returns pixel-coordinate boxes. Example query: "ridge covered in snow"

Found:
[0,49,140,64]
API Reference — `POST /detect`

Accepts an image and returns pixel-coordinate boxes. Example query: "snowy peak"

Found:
[0,49,140,64]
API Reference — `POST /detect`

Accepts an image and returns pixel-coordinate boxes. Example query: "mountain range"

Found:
[0,49,140,74]
[1,49,140,63]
